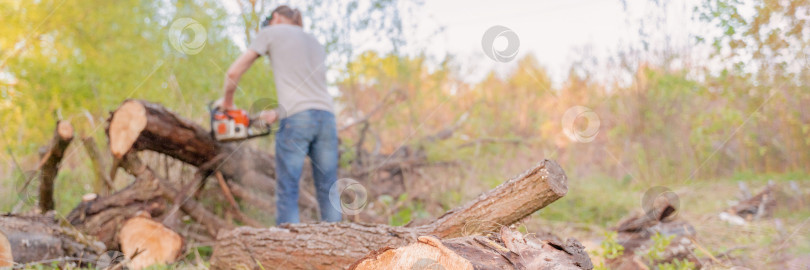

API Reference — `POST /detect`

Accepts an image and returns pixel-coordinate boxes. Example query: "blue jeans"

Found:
[275,109,342,224]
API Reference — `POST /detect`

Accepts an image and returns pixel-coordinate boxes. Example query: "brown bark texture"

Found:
[38,120,74,212]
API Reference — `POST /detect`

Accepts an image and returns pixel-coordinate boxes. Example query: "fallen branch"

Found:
[81,136,115,195]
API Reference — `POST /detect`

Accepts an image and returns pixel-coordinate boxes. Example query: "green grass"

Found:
[529,172,810,270]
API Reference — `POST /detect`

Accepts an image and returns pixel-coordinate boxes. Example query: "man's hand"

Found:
[212,98,234,111]
[260,109,279,125]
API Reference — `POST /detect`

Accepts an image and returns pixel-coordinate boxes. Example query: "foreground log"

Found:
[0,213,104,265]
[210,159,571,269]
[38,120,74,212]
[351,227,592,270]
[118,212,183,270]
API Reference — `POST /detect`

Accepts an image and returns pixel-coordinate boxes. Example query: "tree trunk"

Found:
[350,227,592,270]
[38,120,74,212]
[107,99,276,196]
[210,159,571,269]
[0,213,105,265]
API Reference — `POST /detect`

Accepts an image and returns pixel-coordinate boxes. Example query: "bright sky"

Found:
[224,0,700,86]
[412,0,633,83]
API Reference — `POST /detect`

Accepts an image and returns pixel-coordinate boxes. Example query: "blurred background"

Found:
[1,0,808,269]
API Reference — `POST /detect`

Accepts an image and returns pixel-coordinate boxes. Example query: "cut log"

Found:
[107,99,275,194]
[38,120,74,212]
[350,227,592,270]
[0,229,11,267]
[210,159,570,269]
[118,212,183,270]
[0,213,105,265]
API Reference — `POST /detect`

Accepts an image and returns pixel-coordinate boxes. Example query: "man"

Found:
[219,5,342,224]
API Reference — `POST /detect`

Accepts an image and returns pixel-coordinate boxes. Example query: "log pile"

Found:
[4,99,593,269]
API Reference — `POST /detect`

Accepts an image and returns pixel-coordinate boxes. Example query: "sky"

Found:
[222,0,701,86]
[411,0,633,83]
[412,0,702,85]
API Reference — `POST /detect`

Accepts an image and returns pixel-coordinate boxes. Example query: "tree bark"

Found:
[0,213,105,265]
[210,159,570,269]
[38,120,74,212]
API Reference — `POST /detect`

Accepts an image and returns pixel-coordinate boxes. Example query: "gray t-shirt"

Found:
[248,24,333,117]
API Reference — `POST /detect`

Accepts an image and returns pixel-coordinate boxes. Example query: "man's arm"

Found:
[222,50,261,109]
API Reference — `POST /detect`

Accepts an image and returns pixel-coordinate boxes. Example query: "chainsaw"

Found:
[208,102,273,142]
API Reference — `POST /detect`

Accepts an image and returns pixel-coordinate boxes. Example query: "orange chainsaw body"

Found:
[211,109,251,142]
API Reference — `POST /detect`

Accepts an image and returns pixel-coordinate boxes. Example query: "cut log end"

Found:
[56,121,74,140]
[351,235,474,270]
[109,100,148,159]
[82,193,98,202]
[0,230,12,267]
[118,212,183,270]
[351,227,593,270]
[540,159,568,197]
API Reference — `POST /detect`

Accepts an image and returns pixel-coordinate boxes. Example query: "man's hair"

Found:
[272,5,303,27]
